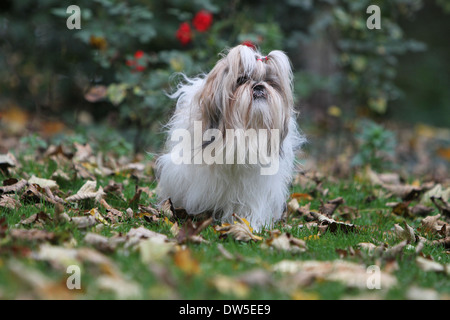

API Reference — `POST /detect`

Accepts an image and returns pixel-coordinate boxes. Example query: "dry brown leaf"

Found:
[7,259,76,300]
[421,214,448,236]
[214,214,263,242]
[0,194,21,209]
[18,211,52,226]
[273,260,397,290]
[127,226,168,242]
[28,175,58,190]
[0,153,17,170]
[84,232,119,252]
[73,142,93,162]
[290,192,313,201]
[430,196,450,217]
[382,240,408,259]
[96,275,141,299]
[209,275,250,298]
[416,256,449,275]
[0,178,27,194]
[263,230,307,253]
[287,198,300,215]
[406,286,441,300]
[10,228,55,242]
[176,218,212,244]
[310,211,356,234]
[70,215,97,229]
[357,242,386,256]
[393,221,418,243]
[160,198,174,219]
[173,248,201,276]
[319,197,344,217]
[421,184,450,206]
[103,180,126,202]
[366,167,434,201]
[99,198,123,223]
[66,180,105,203]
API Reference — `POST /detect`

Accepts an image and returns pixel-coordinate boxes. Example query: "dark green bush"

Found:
[0,0,447,151]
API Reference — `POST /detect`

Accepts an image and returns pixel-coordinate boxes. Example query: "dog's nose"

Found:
[253,85,266,99]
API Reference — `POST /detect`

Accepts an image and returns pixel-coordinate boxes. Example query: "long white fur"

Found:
[156,45,305,230]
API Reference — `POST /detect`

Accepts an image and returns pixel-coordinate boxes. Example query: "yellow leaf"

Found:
[210,275,249,298]
[90,208,110,225]
[173,248,200,276]
[327,105,342,117]
[291,290,319,300]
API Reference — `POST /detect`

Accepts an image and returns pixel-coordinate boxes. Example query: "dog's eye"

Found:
[236,76,248,86]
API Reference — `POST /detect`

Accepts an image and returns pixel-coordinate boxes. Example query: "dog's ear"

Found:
[195,60,226,131]
[266,50,293,104]
[195,46,248,131]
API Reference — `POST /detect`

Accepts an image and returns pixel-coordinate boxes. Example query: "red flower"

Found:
[126,50,146,72]
[193,10,213,32]
[134,50,144,59]
[176,22,192,45]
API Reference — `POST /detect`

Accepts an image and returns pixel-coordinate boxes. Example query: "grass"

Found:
[0,153,449,300]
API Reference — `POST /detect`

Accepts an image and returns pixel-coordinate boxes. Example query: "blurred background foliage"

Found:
[0,0,449,154]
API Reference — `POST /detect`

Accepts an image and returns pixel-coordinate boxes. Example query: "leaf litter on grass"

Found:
[0,132,449,299]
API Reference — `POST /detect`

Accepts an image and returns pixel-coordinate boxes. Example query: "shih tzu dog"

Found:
[156,44,304,230]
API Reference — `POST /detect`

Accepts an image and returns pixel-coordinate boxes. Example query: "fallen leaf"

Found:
[273,260,397,290]
[96,275,141,299]
[310,211,356,234]
[84,232,119,252]
[66,180,105,203]
[262,230,307,253]
[393,221,418,243]
[18,211,52,226]
[28,175,58,190]
[176,218,212,244]
[416,256,449,275]
[100,198,123,223]
[0,153,17,170]
[160,198,174,219]
[139,237,175,263]
[319,197,344,217]
[430,196,450,217]
[0,178,27,194]
[70,215,97,229]
[209,275,249,298]
[421,184,450,206]
[406,286,441,300]
[7,259,75,299]
[9,228,55,242]
[214,214,263,242]
[287,198,300,215]
[173,248,200,276]
[0,194,21,209]
[290,192,313,201]
[73,142,93,162]
[421,214,448,236]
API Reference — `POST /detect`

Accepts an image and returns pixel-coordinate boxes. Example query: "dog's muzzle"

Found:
[253,84,266,99]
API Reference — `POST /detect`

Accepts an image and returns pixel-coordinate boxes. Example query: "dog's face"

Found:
[195,45,293,142]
